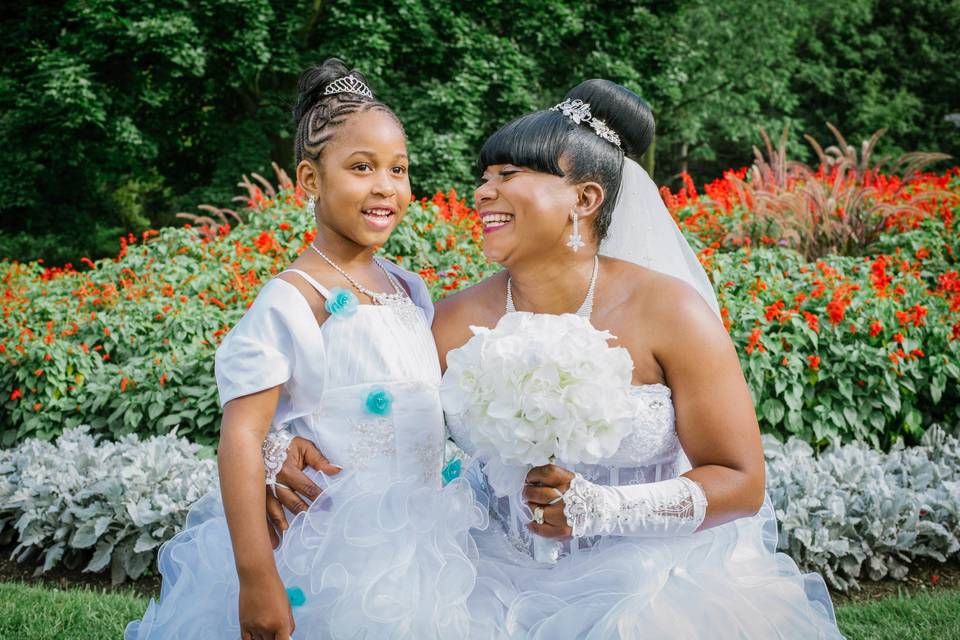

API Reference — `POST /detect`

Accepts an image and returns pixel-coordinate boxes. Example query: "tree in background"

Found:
[1,0,956,264]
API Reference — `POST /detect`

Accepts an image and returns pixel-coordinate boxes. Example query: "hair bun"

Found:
[563,79,654,161]
[293,58,377,126]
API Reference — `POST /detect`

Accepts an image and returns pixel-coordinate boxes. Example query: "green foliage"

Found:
[4,1,957,263]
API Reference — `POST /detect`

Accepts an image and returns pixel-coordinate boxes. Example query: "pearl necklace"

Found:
[309,243,409,307]
[506,255,599,319]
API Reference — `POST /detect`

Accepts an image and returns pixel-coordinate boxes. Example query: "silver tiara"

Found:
[323,74,374,99]
[550,99,622,148]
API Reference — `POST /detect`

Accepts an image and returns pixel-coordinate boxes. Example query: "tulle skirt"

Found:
[125,468,487,639]
[465,490,844,639]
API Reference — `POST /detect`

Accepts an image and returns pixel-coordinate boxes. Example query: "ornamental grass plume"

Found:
[728,126,955,260]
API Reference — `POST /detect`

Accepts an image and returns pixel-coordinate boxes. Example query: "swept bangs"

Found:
[477,110,571,178]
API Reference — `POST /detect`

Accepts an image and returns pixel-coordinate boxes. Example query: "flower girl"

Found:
[126,59,484,640]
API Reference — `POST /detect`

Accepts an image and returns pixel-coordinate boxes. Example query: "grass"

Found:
[1,581,958,639]
[0,582,149,640]
[835,588,960,639]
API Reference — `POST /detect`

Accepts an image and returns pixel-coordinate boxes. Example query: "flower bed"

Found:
[1,166,958,447]
[0,189,484,445]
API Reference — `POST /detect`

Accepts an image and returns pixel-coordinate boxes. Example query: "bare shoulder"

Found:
[433,272,506,369]
[606,258,727,354]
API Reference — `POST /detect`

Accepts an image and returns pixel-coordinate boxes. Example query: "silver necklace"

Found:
[309,243,409,307]
[506,255,599,319]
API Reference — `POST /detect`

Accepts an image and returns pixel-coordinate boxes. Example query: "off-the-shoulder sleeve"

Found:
[379,258,436,326]
[214,279,324,408]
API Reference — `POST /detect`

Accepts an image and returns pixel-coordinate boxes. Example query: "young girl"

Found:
[126,59,484,640]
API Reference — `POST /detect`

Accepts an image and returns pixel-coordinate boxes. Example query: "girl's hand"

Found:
[524,464,575,539]
[239,571,295,640]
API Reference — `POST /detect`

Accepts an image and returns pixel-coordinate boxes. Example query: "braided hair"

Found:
[293,59,403,164]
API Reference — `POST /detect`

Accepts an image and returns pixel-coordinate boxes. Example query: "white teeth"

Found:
[481,214,514,225]
[364,209,393,217]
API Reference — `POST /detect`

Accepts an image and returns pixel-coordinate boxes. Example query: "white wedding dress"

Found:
[447,379,844,639]
[127,260,485,639]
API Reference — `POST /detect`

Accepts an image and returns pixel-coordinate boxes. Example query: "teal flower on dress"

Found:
[441,458,462,486]
[286,586,306,608]
[365,388,393,416]
[325,287,359,318]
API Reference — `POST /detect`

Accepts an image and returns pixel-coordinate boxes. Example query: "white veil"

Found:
[599,157,721,318]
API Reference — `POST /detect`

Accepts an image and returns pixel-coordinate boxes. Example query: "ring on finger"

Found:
[533,506,545,525]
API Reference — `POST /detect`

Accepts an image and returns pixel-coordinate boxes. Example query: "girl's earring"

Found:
[306,195,316,215]
[567,209,585,252]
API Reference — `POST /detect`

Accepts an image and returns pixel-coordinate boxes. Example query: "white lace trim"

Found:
[562,473,707,538]
[262,427,294,486]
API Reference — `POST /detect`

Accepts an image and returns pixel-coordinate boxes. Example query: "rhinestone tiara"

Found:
[550,99,622,148]
[323,74,374,99]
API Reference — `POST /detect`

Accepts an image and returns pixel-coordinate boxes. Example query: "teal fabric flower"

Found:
[286,586,306,608]
[325,287,359,318]
[441,458,462,486]
[365,388,393,416]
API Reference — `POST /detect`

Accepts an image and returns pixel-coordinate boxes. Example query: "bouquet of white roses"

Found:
[440,312,635,497]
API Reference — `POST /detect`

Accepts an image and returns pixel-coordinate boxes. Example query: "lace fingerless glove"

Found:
[262,427,294,489]
[562,473,707,538]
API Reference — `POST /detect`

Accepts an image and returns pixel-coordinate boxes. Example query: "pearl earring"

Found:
[567,210,585,252]
[306,195,316,215]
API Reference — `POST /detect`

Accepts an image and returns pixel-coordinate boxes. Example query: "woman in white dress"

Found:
[126,59,484,640]
[432,80,844,638]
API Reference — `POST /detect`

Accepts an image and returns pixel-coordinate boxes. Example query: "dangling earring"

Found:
[306,195,316,216]
[567,209,585,252]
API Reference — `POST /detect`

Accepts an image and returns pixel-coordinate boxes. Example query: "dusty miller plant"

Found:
[0,426,217,583]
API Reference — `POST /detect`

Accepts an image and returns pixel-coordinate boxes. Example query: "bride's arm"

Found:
[657,276,766,528]
[526,277,765,539]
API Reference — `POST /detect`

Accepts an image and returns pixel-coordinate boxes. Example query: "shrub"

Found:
[765,425,960,591]
[1,426,957,590]
[0,426,216,584]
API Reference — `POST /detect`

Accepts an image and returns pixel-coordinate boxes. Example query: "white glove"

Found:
[562,473,707,538]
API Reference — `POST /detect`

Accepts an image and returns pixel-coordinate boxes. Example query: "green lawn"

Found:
[1,581,959,639]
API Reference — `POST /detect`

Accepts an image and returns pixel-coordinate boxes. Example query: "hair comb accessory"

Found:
[323,74,374,99]
[550,99,622,148]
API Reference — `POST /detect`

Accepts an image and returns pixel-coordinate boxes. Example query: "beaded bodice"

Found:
[446,382,687,558]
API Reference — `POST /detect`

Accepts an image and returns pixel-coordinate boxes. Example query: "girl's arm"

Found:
[219,385,295,640]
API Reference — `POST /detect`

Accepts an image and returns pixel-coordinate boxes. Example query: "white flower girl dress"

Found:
[126,259,485,639]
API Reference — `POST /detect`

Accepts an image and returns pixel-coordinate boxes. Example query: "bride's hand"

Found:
[265,437,342,547]
[524,464,575,539]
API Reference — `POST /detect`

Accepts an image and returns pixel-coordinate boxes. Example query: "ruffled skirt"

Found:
[465,490,844,639]
[125,468,487,639]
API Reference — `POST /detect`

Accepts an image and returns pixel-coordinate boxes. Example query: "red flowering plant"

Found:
[0,171,486,446]
[662,141,960,447]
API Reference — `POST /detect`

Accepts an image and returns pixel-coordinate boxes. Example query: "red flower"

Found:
[869,321,883,337]
[807,355,821,370]
[803,312,820,334]
[745,327,765,354]
[120,377,129,392]
[893,332,905,344]
[10,388,22,400]
[33,402,41,411]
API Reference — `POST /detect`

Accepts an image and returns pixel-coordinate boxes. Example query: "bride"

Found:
[270,79,844,638]
[431,80,844,638]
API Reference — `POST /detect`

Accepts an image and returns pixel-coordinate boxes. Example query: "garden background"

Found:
[2,1,960,638]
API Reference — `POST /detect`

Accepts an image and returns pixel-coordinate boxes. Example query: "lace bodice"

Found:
[446,382,689,559]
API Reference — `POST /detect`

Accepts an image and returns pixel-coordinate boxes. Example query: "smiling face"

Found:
[299,108,410,249]
[474,162,602,266]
